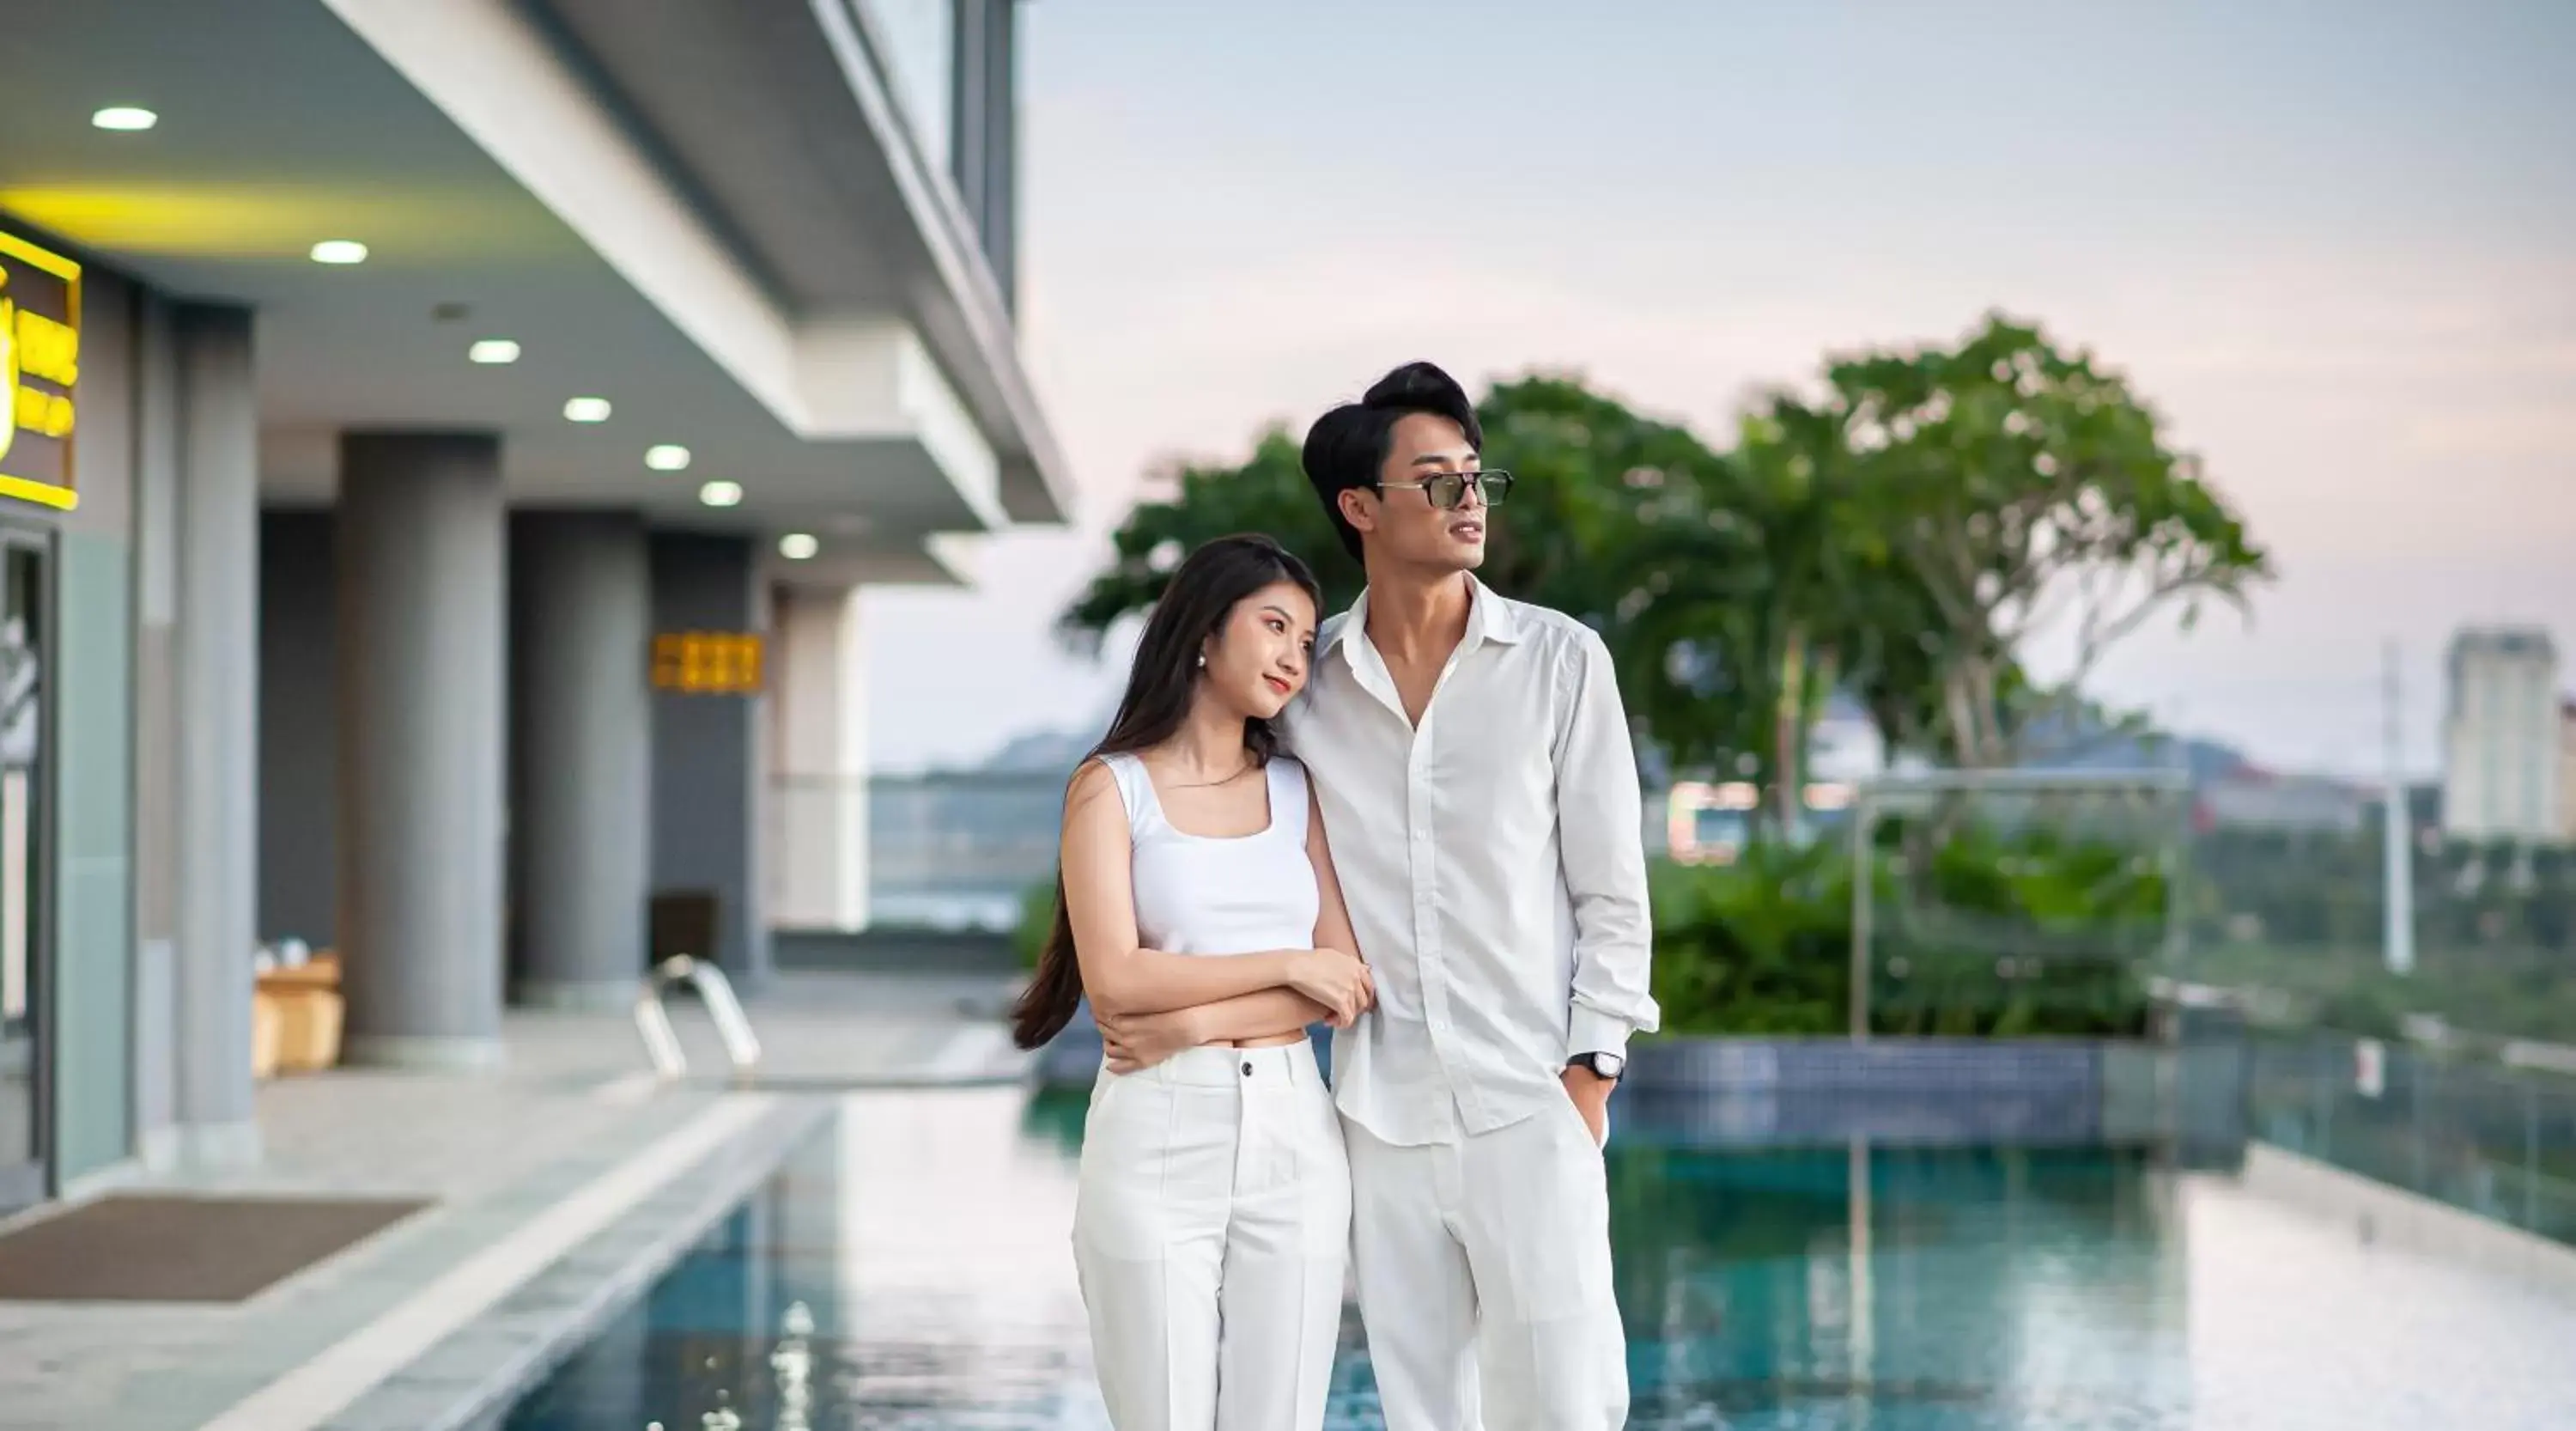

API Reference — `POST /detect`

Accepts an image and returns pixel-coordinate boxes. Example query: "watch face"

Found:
[1578,1052,1625,1080]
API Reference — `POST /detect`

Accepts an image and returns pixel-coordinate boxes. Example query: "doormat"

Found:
[0,1193,430,1302]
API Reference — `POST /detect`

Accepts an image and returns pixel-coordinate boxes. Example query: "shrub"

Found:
[1015,834,2158,1038]
[1012,880,1058,970]
[1649,841,1856,1035]
[1649,829,2156,1038]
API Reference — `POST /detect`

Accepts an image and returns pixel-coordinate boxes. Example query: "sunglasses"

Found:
[1375,469,1516,510]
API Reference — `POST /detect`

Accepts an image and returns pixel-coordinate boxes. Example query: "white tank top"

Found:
[1096,752,1319,957]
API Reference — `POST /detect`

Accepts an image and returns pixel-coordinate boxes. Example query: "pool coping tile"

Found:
[316,1094,835,1431]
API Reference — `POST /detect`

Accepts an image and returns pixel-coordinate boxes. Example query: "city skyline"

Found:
[863,0,2575,780]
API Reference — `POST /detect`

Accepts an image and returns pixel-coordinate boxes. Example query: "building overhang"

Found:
[0,0,1070,578]
[521,0,1075,526]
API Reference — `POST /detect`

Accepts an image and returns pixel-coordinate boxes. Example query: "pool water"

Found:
[501,1087,2576,1430]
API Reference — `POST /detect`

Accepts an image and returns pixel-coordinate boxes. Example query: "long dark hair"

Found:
[1009,534,1324,1050]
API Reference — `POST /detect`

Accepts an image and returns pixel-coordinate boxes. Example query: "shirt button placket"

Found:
[1406,728,1463,1130]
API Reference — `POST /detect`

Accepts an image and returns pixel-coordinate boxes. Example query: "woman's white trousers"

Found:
[1073,1040,1350,1430]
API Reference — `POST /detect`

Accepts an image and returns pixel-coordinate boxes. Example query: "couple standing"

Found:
[1010,361,1659,1430]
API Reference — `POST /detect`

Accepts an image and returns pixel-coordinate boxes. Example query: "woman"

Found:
[1011,533,1373,1431]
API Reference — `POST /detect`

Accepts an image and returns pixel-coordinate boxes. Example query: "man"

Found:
[1286,360,1658,1429]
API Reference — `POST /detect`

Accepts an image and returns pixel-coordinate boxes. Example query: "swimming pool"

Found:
[499,1087,2576,1430]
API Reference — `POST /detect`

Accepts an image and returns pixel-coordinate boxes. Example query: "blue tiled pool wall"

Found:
[2247,1032,2576,1246]
[1035,1002,2255,1159]
[1040,998,2576,1249]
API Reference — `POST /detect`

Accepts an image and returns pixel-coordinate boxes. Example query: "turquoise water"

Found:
[500,1088,2576,1430]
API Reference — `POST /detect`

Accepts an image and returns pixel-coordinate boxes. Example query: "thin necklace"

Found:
[1163,755,1256,791]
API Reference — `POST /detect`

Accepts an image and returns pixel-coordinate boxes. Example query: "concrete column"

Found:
[509,512,651,1008]
[771,585,869,931]
[170,304,261,1166]
[649,533,769,988]
[337,434,507,1069]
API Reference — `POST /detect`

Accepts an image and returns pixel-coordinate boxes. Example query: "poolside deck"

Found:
[0,970,1026,1431]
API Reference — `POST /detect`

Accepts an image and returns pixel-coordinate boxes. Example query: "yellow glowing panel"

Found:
[0,185,566,262]
[0,230,81,511]
[651,631,766,696]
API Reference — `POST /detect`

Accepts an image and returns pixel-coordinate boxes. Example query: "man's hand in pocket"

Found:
[1560,1065,1613,1147]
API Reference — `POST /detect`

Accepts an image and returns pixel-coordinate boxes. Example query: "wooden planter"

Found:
[255,953,346,1075]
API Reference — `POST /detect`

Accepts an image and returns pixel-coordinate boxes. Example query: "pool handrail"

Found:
[634,954,762,1081]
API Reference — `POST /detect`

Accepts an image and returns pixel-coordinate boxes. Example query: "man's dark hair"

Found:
[1300,361,1484,561]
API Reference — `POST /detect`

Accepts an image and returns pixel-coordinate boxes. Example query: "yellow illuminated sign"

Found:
[0,230,80,511]
[652,631,765,695]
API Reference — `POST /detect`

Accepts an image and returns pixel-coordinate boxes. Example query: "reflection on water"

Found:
[502,1087,2576,1431]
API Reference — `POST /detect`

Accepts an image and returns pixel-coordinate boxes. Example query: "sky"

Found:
[864,0,2576,779]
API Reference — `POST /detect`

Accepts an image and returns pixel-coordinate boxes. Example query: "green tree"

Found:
[1057,326,2263,801]
[1055,376,1703,647]
[1055,377,1773,776]
[1830,314,2273,767]
[1469,374,1717,630]
[1056,429,1359,652]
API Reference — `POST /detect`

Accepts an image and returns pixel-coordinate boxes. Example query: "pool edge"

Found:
[320,1093,839,1431]
[2239,1140,2576,1300]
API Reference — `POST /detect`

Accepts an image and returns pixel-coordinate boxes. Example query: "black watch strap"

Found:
[1569,1051,1624,1081]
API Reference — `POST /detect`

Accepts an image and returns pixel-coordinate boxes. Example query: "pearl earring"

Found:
[1195,652,1207,668]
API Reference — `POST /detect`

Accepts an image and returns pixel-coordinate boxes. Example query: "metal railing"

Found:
[1847,768,2198,1039]
[769,769,1068,932]
[634,955,762,1081]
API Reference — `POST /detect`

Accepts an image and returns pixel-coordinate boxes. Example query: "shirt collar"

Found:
[1323,573,1522,665]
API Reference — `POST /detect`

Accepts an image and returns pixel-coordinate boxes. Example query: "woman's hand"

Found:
[1285,948,1374,1026]
[1098,1006,1204,1075]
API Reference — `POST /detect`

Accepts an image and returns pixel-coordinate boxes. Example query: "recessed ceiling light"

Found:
[468,339,520,365]
[92,107,158,132]
[562,398,612,423]
[309,240,368,265]
[697,480,744,508]
[645,444,691,472]
[779,533,820,561]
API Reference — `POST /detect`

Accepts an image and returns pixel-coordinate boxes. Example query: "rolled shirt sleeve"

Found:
[1554,626,1661,1059]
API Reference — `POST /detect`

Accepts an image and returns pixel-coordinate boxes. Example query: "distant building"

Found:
[2562,699,2576,843]
[2441,628,2564,843]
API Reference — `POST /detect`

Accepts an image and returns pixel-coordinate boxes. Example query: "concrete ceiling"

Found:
[0,0,1065,581]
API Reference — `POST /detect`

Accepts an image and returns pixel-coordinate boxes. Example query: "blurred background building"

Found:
[0,0,1060,1210]
[2443,628,2565,844]
[2562,697,2576,843]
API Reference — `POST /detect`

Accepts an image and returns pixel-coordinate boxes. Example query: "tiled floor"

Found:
[0,970,1026,1431]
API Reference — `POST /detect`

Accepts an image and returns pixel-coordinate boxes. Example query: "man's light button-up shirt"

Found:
[1280,575,1661,1148]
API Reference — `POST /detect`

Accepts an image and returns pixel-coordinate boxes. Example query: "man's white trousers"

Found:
[1073,1041,1349,1430]
[1345,1095,1629,1430]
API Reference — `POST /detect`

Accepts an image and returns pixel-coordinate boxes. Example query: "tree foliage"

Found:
[1056,429,1360,652]
[1829,316,2272,766]
[1058,314,2272,806]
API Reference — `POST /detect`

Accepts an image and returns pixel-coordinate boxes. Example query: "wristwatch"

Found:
[1567,1051,1625,1082]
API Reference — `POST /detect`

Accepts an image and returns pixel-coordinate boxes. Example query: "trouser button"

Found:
[1242,1061,1254,1076]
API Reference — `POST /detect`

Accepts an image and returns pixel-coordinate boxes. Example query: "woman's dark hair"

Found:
[1008,533,1324,1050]
[1301,361,1484,561]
